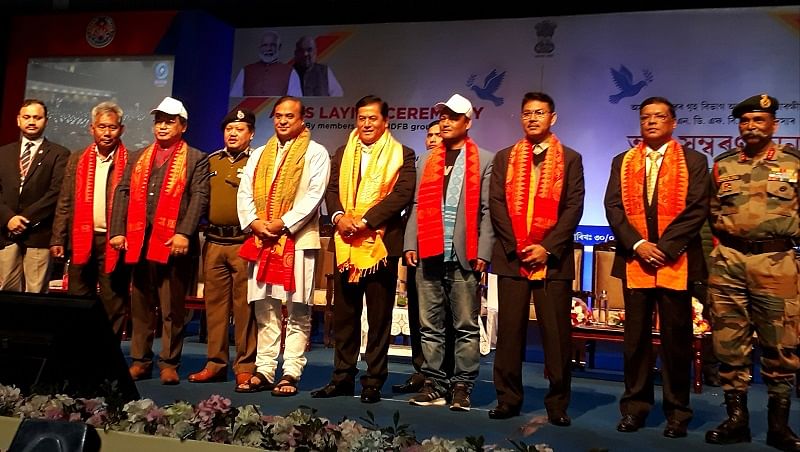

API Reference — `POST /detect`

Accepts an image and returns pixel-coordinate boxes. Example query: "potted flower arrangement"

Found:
[0,384,554,451]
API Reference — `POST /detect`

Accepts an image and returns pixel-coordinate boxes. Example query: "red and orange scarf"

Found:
[417,138,480,262]
[72,143,128,273]
[239,129,310,291]
[620,140,688,290]
[506,135,564,279]
[125,141,188,264]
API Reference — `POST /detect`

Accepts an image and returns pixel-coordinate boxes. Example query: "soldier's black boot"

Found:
[706,391,751,444]
[766,395,800,451]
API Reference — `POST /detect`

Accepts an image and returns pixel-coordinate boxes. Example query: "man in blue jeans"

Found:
[403,93,494,410]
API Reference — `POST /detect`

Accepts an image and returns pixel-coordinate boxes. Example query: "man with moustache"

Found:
[605,96,709,438]
[705,94,800,450]
[0,99,69,292]
[51,101,130,338]
[187,108,258,388]
[109,96,209,385]
[311,95,416,403]
[489,92,584,424]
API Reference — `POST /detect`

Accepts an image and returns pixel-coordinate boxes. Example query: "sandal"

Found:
[271,375,299,397]
[235,372,274,393]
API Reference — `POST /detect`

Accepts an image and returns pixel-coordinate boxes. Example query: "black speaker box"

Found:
[8,418,100,452]
[0,290,138,402]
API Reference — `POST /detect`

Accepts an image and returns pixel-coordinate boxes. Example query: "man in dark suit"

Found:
[403,94,494,411]
[50,101,130,339]
[311,95,416,403]
[488,92,584,425]
[0,99,69,293]
[604,96,709,438]
[109,96,209,385]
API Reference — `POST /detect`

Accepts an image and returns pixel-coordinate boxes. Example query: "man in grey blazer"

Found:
[403,93,494,411]
[109,96,209,385]
[0,99,69,293]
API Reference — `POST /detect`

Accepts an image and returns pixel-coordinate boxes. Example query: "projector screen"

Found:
[24,56,175,151]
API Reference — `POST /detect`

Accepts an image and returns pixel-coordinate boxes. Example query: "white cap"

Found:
[434,93,473,119]
[150,96,188,120]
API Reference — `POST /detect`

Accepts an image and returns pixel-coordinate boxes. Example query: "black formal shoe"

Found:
[488,405,520,420]
[391,373,425,393]
[310,382,354,399]
[548,414,572,427]
[361,386,381,404]
[663,420,688,438]
[617,414,644,432]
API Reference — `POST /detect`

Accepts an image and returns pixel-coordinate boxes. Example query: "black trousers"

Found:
[620,286,693,424]
[331,258,398,389]
[494,277,572,414]
[68,233,130,339]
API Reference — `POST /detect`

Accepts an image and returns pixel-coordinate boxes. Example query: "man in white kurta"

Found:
[237,96,330,395]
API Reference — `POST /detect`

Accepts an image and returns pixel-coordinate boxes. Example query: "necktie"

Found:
[20,142,34,179]
[646,151,661,204]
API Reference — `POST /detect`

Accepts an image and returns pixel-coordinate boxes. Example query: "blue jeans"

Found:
[416,259,480,391]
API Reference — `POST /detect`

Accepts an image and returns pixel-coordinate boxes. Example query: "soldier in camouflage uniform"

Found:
[706,94,800,451]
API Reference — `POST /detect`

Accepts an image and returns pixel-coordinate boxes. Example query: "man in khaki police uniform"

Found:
[188,108,258,388]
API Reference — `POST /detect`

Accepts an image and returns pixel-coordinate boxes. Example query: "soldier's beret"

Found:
[220,108,256,130]
[732,93,779,118]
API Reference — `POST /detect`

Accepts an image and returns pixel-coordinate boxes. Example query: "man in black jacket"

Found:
[0,99,69,293]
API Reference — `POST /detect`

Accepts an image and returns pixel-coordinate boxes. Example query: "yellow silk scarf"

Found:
[335,129,404,282]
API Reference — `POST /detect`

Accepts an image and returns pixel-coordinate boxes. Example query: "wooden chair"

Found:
[592,241,625,313]
[580,240,659,369]
[574,241,620,367]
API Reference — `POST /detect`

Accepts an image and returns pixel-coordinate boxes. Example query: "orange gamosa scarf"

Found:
[620,140,688,290]
[125,141,188,264]
[505,135,564,280]
[416,138,480,262]
[72,142,128,273]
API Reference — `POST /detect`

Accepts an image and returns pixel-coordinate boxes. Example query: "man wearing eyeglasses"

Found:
[705,94,800,450]
[604,96,709,438]
[488,92,584,423]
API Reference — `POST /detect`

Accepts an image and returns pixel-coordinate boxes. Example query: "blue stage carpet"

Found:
[125,334,783,451]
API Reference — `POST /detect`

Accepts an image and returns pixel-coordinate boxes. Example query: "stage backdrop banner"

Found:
[229,6,799,226]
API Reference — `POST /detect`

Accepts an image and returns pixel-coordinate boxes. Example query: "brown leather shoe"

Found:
[160,368,180,385]
[188,367,226,383]
[235,372,254,386]
[129,365,152,381]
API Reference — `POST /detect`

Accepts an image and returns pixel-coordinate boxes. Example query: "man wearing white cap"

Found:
[109,96,210,385]
[404,93,494,411]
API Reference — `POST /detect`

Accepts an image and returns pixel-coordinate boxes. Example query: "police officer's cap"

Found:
[220,108,256,130]
[732,93,779,118]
